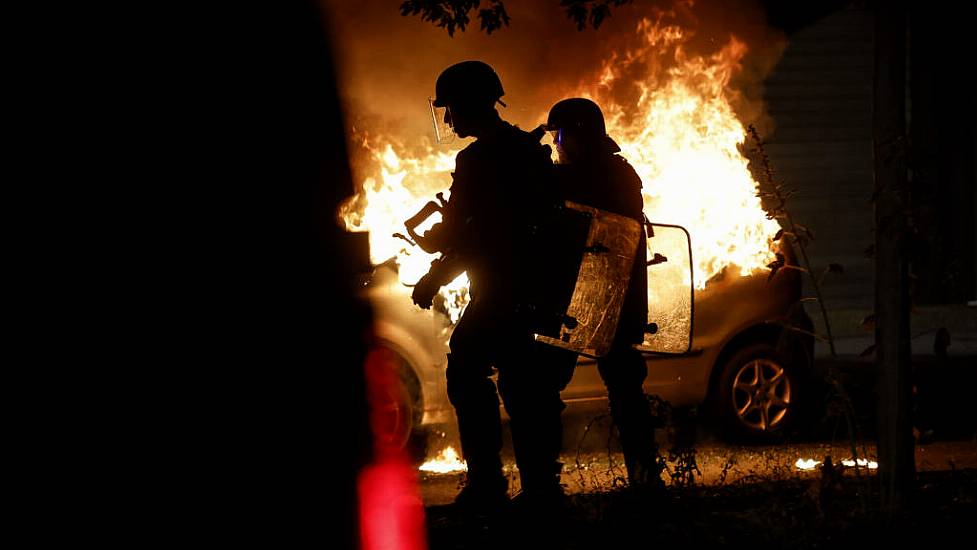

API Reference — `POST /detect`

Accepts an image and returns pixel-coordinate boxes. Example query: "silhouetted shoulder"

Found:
[453,140,479,166]
[610,154,641,181]
[452,141,486,184]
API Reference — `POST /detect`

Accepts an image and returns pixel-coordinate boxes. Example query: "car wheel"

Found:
[373,369,415,451]
[370,348,427,461]
[713,342,799,441]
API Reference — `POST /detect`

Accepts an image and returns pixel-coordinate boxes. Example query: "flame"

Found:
[841,458,878,469]
[795,458,879,471]
[418,446,468,474]
[340,17,781,323]
[339,141,471,322]
[795,458,819,471]
[591,19,781,288]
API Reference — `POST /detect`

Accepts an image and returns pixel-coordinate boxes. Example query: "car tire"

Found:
[397,364,428,464]
[713,341,800,442]
[374,349,428,462]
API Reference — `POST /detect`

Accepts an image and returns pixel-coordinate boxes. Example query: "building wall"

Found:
[762,7,876,310]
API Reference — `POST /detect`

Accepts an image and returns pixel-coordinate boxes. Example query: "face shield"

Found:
[548,127,568,163]
[428,98,455,144]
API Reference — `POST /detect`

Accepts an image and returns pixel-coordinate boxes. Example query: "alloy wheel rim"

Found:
[731,358,791,432]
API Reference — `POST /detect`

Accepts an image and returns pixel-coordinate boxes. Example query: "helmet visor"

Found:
[428,97,455,144]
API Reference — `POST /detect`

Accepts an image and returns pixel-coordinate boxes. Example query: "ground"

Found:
[421,438,976,548]
[420,397,976,548]
[424,467,977,549]
[419,320,977,547]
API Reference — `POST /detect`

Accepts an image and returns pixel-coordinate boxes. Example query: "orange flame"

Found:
[795,457,879,471]
[339,141,470,322]
[418,446,468,474]
[592,20,780,288]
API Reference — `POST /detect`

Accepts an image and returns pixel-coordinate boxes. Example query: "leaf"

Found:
[767,253,785,282]
[827,263,845,275]
[590,4,610,28]
[858,344,877,358]
[562,0,633,30]
[863,244,875,259]
[478,2,510,33]
[773,228,784,242]
[564,2,588,30]
[795,224,815,242]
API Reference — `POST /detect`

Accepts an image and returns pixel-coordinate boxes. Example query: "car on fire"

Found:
[364,226,815,456]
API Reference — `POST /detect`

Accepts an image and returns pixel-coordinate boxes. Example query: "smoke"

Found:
[322,0,787,179]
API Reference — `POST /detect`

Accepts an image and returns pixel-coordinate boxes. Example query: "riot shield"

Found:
[637,223,694,354]
[534,201,642,358]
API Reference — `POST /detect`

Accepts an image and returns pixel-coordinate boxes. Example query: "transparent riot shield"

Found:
[534,201,643,358]
[637,223,694,354]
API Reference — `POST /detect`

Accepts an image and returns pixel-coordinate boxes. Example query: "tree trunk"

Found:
[874,0,915,518]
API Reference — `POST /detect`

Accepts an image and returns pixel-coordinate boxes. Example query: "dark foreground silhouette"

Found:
[425,468,977,549]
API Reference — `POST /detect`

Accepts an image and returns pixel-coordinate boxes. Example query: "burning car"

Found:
[362,224,814,456]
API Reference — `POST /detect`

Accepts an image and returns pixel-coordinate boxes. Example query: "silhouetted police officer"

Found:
[546,97,664,489]
[411,61,569,511]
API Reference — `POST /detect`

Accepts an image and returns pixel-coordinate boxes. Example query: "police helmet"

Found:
[432,60,505,108]
[546,97,620,154]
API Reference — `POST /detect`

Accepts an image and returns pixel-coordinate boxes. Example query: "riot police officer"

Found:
[411,61,570,511]
[546,97,664,489]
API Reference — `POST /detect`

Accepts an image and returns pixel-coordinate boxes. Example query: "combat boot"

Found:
[452,473,509,516]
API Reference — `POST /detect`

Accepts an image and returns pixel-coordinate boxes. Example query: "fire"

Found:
[418,446,468,474]
[339,141,470,322]
[340,17,781,322]
[841,458,878,469]
[592,19,781,289]
[795,458,819,471]
[795,458,879,471]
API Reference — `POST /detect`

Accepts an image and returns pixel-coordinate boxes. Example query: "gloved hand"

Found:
[417,222,448,254]
[411,272,441,310]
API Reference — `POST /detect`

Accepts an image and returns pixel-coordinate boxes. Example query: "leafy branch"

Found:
[400,0,510,36]
[400,0,633,35]
[749,125,872,515]
[749,124,838,358]
[562,0,634,31]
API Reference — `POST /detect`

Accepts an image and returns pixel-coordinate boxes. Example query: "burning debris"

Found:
[795,457,879,471]
[795,458,819,471]
[418,446,468,474]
